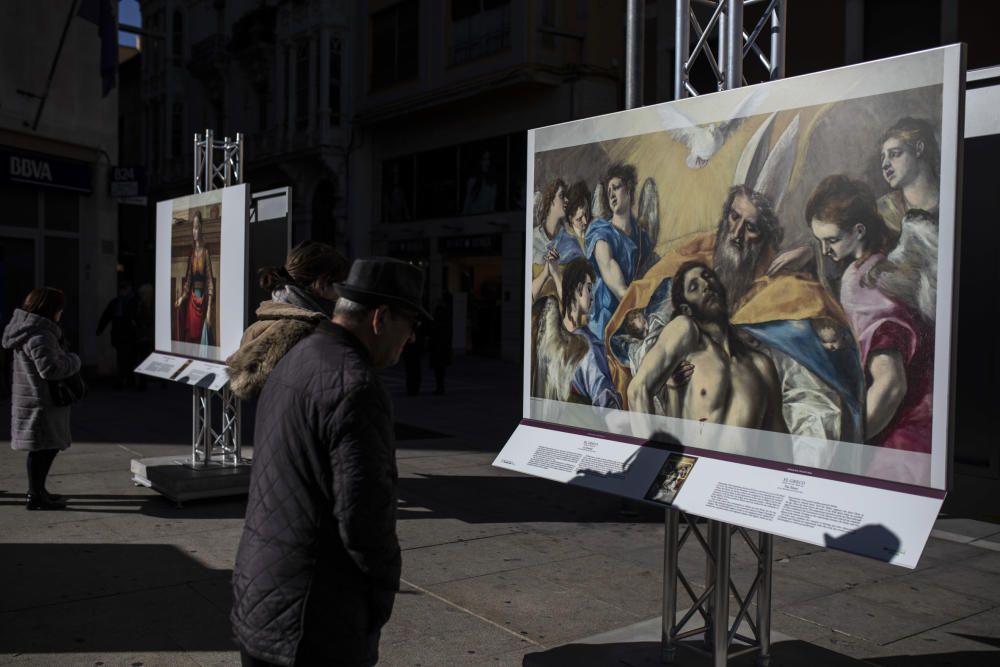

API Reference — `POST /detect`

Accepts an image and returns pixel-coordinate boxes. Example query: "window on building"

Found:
[329,37,342,126]
[459,136,507,215]
[43,190,79,233]
[1,182,38,228]
[382,156,415,223]
[450,0,511,65]
[171,102,184,157]
[296,37,310,132]
[415,147,459,219]
[371,0,419,89]
[172,10,184,62]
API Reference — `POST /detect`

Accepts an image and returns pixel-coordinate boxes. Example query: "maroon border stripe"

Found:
[518,418,947,500]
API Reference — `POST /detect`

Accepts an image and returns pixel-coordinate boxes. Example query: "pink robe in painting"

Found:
[840,253,933,484]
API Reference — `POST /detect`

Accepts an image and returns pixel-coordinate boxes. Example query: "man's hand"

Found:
[666,360,694,389]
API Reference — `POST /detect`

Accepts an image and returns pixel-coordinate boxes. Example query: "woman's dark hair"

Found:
[805,175,892,254]
[22,287,66,321]
[258,240,349,292]
[537,178,567,227]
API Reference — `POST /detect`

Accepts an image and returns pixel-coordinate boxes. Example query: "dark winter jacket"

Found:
[2,309,81,451]
[231,322,400,667]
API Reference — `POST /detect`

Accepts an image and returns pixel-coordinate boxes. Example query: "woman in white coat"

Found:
[2,287,81,510]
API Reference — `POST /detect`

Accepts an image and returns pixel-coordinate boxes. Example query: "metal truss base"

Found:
[131,455,252,506]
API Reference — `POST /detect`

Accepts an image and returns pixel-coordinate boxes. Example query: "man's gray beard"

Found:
[712,227,763,312]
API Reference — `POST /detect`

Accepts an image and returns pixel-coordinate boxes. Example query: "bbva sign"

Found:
[10,156,53,182]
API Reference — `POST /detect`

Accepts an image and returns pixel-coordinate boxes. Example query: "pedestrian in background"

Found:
[2,287,81,511]
[96,280,138,389]
[226,240,349,401]
[232,258,429,667]
[430,291,453,395]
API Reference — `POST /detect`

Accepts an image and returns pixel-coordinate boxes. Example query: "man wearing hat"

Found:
[232,258,429,667]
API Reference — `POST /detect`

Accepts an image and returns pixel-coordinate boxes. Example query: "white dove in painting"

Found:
[657,89,765,168]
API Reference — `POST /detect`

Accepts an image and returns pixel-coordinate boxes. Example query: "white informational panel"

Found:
[496,45,964,567]
[135,352,229,392]
[498,422,943,568]
[154,184,249,362]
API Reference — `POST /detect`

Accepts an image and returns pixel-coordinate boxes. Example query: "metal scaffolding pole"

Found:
[626,0,645,109]
[660,1,786,663]
[188,130,246,469]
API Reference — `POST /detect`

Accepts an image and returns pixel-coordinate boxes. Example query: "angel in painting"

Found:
[584,163,659,340]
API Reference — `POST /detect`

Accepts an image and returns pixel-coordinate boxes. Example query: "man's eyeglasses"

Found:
[390,308,421,334]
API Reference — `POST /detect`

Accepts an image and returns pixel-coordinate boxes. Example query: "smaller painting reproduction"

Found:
[645,454,698,505]
[171,200,221,348]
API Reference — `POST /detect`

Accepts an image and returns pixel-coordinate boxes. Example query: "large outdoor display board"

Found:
[154,184,249,362]
[495,46,965,568]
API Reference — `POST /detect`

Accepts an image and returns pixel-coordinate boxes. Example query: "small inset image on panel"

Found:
[645,454,698,505]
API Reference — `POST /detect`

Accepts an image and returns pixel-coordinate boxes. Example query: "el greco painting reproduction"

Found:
[525,46,963,491]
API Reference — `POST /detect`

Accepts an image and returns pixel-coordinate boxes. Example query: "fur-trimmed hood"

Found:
[226,301,328,400]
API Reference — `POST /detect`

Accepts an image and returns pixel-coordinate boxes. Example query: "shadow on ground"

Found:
[398,473,665,524]
[0,543,236,654]
[0,491,246,519]
[524,639,1000,666]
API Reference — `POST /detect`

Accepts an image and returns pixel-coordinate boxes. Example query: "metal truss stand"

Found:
[652,2,786,663]
[131,130,251,505]
[186,129,247,473]
[661,510,773,666]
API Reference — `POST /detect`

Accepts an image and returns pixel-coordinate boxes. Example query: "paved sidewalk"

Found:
[1,356,999,666]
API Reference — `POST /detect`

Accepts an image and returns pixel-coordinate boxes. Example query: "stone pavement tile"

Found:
[0,511,125,544]
[771,548,905,594]
[176,651,241,667]
[469,645,538,666]
[397,516,523,550]
[0,652,204,666]
[425,569,644,646]
[907,560,1000,604]
[934,518,1000,541]
[963,550,1000,574]
[911,537,988,570]
[780,589,946,646]
[138,525,243,571]
[397,452,498,473]
[771,612,893,661]
[518,520,665,559]
[847,577,994,624]
[378,585,535,666]
[401,531,591,587]
[934,605,1000,640]
[0,541,229,612]
[517,553,665,620]
[874,627,1000,664]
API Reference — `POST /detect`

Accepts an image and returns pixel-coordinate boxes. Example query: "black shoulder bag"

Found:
[49,373,87,407]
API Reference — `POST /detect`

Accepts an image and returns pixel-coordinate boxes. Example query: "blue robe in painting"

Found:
[584,216,652,340]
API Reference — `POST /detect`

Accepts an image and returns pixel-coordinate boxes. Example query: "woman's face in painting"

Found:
[569,205,589,238]
[810,218,866,263]
[880,136,921,190]
[551,186,567,220]
[192,215,202,244]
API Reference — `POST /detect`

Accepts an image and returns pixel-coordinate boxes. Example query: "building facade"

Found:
[353,0,625,360]
[0,0,119,374]
[136,0,355,257]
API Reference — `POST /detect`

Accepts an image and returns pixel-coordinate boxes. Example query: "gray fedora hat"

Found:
[335,257,432,320]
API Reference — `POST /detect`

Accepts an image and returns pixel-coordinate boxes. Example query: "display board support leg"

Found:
[757,532,773,666]
[662,508,680,663]
[190,385,244,467]
[659,514,772,665]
